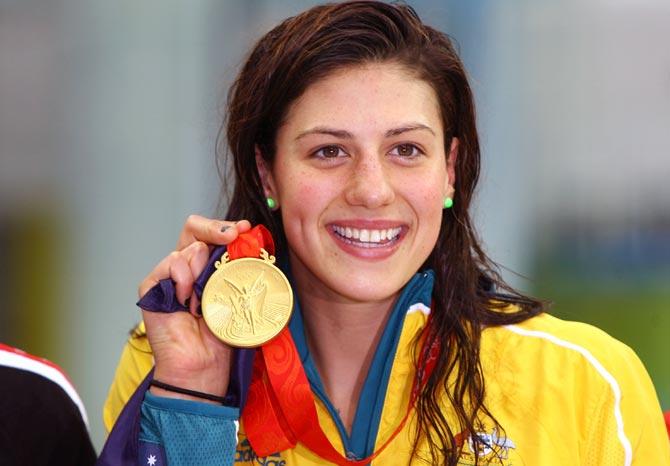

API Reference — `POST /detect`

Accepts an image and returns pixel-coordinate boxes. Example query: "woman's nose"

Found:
[344,155,395,208]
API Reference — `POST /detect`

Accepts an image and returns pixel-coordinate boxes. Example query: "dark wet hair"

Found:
[219,2,543,464]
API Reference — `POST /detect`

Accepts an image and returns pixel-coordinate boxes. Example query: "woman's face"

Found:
[260,63,457,305]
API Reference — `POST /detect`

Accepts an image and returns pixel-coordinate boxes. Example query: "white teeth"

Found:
[332,225,402,244]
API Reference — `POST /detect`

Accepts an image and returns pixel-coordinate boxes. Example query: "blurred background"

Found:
[1,0,668,451]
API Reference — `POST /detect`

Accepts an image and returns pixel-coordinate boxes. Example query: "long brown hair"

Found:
[219,2,543,464]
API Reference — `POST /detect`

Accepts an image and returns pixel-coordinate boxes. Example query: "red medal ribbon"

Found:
[227,225,274,260]
[231,226,438,465]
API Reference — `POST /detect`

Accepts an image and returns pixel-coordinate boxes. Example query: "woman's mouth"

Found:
[327,222,406,260]
[331,225,402,247]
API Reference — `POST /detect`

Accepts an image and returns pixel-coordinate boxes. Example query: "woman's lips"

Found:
[326,221,407,260]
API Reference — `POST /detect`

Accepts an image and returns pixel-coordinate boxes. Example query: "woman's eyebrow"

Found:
[385,123,435,137]
[295,127,353,141]
[295,123,435,141]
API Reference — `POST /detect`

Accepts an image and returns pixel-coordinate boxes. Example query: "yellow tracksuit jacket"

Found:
[105,287,669,465]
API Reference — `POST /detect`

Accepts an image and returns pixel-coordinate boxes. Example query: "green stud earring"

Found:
[443,197,453,209]
[266,197,277,209]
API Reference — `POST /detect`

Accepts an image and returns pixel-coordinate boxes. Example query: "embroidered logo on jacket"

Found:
[458,428,516,465]
[235,439,285,465]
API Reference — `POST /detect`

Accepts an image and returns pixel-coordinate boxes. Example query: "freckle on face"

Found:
[300,184,317,195]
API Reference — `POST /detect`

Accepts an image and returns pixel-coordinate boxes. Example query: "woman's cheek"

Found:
[287,170,335,211]
[279,173,327,233]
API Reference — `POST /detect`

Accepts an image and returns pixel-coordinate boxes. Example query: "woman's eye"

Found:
[313,145,345,158]
[390,143,422,157]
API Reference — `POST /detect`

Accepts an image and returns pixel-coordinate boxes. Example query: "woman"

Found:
[101,2,670,465]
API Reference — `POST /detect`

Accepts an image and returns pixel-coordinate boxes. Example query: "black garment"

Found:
[0,365,96,466]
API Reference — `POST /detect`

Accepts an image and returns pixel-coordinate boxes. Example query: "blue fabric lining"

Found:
[142,391,240,419]
[288,270,434,459]
[140,392,240,466]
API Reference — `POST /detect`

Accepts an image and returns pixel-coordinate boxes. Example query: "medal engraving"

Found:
[202,249,293,347]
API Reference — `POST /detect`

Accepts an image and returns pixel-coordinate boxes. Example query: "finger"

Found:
[139,253,174,298]
[168,254,195,306]
[185,238,208,265]
[216,219,253,243]
[218,219,254,244]
[139,246,198,303]
[232,219,252,233]
[176,215,250,250]
[186,241,209,316]
[188,292,202,317]
[173,240,213,307]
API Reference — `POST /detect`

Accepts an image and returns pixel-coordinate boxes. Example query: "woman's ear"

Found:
[445,137,459,198]
[255,145,279,203]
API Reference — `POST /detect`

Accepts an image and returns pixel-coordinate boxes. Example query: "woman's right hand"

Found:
[139,215,251,402]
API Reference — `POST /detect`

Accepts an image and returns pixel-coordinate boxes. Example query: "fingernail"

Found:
[221,225,230,233]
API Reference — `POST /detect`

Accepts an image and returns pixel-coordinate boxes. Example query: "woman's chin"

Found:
[323,273,409,304]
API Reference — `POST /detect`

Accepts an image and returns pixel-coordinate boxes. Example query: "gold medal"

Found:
[201,248,293,348]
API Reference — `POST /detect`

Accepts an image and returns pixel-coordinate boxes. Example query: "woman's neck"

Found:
[297,289,397,434]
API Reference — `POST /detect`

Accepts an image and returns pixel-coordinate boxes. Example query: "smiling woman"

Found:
[99,2,670,466]
[261,64,452,304]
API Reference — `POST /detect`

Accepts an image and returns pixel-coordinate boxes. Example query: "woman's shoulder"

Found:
[481,312,670,464]
[482,311,648,387]
[517,311,629,345]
